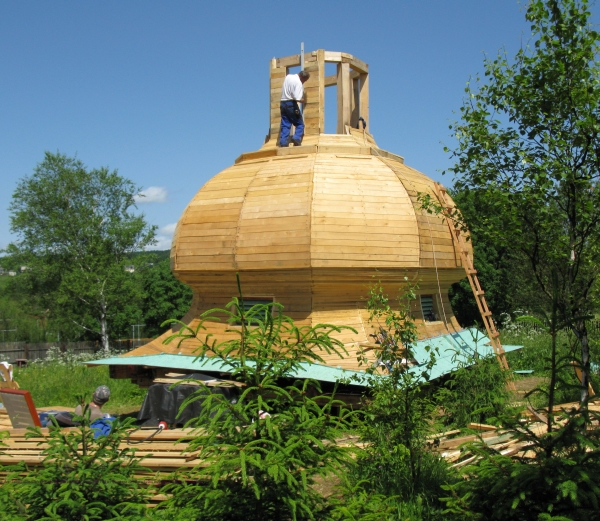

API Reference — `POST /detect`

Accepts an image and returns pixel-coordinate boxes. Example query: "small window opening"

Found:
[420,295,438,322]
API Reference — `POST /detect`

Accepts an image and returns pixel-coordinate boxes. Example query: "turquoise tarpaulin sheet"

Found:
[87,327,522,385]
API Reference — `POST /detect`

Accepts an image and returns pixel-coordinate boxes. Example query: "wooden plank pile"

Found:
[1,401,598,507]
[0,426,204,508]
[429,401,600,468]
[427,423,534,468]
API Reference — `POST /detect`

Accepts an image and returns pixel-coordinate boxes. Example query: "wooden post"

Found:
[350,76,360,128]
[316,49,325,134]
[359,72,369,129]
[269,58,287,142]
[337,61,351,134]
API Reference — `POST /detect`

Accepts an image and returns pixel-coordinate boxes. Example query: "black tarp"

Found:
[137,373,237,427]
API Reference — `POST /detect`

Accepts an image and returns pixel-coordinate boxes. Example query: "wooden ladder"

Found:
[433,183,515,389]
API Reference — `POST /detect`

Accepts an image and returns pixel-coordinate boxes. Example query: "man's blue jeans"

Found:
[279,100,304,146]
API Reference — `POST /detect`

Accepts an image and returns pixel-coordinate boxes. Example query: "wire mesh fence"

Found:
[0,339,152,364]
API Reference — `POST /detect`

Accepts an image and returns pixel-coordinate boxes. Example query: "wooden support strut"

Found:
[433,183,515,389]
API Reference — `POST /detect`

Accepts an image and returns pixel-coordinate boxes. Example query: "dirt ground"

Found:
[513,375,548,394]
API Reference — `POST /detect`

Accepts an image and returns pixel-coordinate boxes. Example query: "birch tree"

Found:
[8,152,156,350]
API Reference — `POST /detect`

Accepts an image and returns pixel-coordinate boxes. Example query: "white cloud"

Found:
[134,186,168,204]
[151,235,173,250]
[147,222,177,251]
[160,223,177,235]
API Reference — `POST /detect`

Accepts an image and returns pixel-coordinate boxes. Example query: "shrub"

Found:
[436,350,512,429]
[3,404,149,520]
[157,275,356,521]
[353,280,451,516]
[441,408,600,520]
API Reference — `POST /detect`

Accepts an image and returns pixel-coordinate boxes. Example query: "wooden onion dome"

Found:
[126,50,472,371]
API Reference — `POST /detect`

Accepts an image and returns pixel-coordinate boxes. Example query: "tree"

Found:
[353,281,450,514]
[446,188,539,327]
[444,0,600,404]
[8,152,156,350]
[2,404,149,521]
[159,275,354,521]
[141,257,193,337]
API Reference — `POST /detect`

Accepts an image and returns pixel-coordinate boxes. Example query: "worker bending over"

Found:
[279,70,310,147]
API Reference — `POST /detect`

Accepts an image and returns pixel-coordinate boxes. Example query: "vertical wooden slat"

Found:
[359,72,369,129]
[336,62,351,134]
[317,50,326,135]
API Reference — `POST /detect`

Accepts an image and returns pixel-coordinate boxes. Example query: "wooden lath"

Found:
[433,183,515,389]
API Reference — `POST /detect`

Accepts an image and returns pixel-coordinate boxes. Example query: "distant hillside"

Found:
[130,250,170,261]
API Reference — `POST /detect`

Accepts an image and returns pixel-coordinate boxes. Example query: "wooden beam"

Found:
[276,54,301,68]
[337,62,351,134]
[317,50,325,133]
[324,74,337,87]
[324,51,342,62]
[359,72,369,129]
[341,53,369,74]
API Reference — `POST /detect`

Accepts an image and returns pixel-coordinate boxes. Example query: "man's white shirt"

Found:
[280,74,304,102]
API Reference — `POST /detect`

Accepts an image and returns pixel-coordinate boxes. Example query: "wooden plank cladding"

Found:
[122,50,478,376]
[173,133,469,273]
[125,267,467,372]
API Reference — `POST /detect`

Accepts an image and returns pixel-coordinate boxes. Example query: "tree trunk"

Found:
[100,299,109,352]
[574,322,590,404]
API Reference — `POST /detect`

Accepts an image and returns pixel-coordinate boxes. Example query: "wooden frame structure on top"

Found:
[268,50,369,140]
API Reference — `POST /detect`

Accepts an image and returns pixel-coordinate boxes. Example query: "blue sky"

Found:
[0,1,586,251]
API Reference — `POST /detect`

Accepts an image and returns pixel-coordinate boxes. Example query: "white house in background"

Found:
[8,271,16,277]
[124,265,135,273]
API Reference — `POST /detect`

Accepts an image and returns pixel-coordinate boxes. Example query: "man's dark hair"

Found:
[298,70,310,80]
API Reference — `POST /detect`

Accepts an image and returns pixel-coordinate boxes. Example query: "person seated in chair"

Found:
[74,385,111,421]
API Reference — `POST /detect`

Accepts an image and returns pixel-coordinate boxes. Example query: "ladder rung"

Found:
[476,290,485,296]
[482,311,492,317]
[490,331,500,338]
[467,268,477,274]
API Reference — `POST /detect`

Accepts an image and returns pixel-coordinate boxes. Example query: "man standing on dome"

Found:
[279,70,310,147]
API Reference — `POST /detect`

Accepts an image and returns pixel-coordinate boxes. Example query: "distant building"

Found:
[8,271,16,277]
[124,265,135,273]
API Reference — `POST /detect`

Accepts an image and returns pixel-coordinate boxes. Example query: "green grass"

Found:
[501,327,600,405]
[12,364,146,415]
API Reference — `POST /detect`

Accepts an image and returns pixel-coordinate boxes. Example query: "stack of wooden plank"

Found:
[0,407,11,429]
[0,427,203,474]
[427,423,535,468]
[1,401,598,508]
[0,426,205,508]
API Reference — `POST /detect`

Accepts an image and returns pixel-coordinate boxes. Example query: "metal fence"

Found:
[0,339,151,364]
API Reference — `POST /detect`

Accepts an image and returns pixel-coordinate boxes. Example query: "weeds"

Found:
[352,280,452,519]
[157,274,356,521]
[13,362,146,413]
[0,403,149,521]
